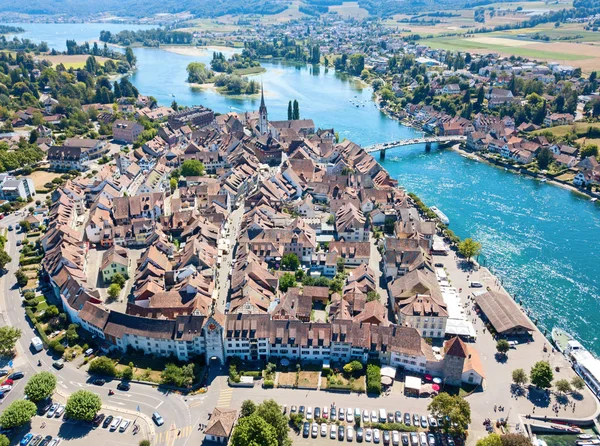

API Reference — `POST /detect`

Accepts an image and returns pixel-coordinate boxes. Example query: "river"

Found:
[3,22,600,355]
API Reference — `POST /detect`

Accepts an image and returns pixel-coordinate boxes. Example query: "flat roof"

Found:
[405,375,421,390]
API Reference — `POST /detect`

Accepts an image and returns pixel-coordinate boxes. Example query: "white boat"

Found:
[578,435,594,440]
[591,198,597,202]
[430,206,450,225]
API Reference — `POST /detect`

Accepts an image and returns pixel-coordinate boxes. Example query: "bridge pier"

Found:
[379,149,386,160]
[425,142,432,151]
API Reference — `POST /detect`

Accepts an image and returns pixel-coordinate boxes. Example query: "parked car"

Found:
[20,434,33,446]
[338,425,345,441]
[330,424,338,440]
[365,429,373,442]
[54,405,65,418]
[39,400,53,415]
[402,433,410,446]
[470,281,483,288]
[52,361,64,370]
[371,410,378,423]
[404,413,411,426]
[314,407,321,419]
[357,427,364,443]
[395,411,402,423]
[290,405,297,414]
[0,385,12,393]
[8,225,13,231]
[30,435,43,446]
[355,408,361,418]
[117,382,130,391]
[338,407,345,421]
[321,423,328,437]
[302,422,310,438]
[347,407,354,420]
[152,412,164,426]
[306,407,313,421]
[109,416,122,431]
[419,432,428,446]
[347,426,355,442]
[392,431,400,446]
[387,412,395,423]
[92,413,105,427]
[103,415,113,429]
[383,430,391,444]
[331,407,336,419]
[47,404,58,418]
[428,433,436,446]
[421,415,428,428]
[373,429,381,444]
[311,422,318,438]
[38,436,52,446]
[92,378,105,386]
[8,371,24,380]
[0,370,8,377]
[47,438,60,446]
[119,419,131,433]
[410,432,419,446]
[379,409,388,423]
[428,417,437,428]
[322,406,328,419]
[362,410,369,423]
[298,406,305,416]
[413,414,420,425]
[434,263,444,267]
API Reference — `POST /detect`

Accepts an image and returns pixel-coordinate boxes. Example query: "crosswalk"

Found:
[216,388,233,408]
[155,425,194,444]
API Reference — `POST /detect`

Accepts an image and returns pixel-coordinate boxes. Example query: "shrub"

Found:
[88,357,117,377]
[321,367,333,377]
[263,379,274,388]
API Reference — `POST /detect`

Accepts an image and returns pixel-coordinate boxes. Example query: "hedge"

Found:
[263,380,274,388]
[366,364,382,395]
[242,371,262,379]
[365,422,418,432]
[327,383,352,391]
[20,255,44,266]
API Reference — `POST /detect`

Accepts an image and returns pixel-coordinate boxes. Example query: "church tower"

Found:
[259,82,268,135]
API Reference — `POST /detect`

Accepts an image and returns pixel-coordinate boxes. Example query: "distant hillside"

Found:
[1,0,290,18]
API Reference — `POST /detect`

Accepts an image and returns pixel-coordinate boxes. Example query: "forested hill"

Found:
[0,0,289,18]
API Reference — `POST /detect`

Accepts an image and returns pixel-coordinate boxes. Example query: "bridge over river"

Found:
[365,135,466,158]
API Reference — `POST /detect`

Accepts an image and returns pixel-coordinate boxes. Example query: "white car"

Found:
[311,423,318,438]
[0,385,12,393]
[330,424,338,439]
[347,426,354,442]
[355,408,361,418]
[392,431,400,446]
[110,416,122,431]
[48,439,60,446]
[374,429,381,444]
[47,404,58,418]
[363,410,370,423]
[365,428,373,443]
[54,405,65,418]
[306,407,313,421]
[321,423,327,437]
[119,419,131,433]
[347,408,353,420]
[371,410,378,423]
[420,432,428,446]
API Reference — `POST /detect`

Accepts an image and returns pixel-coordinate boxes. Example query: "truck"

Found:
[31,337,43,352]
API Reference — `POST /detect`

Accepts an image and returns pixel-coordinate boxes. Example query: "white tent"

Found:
[405,375,422,394]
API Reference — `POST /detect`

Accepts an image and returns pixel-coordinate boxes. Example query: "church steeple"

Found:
[259,81,268,135]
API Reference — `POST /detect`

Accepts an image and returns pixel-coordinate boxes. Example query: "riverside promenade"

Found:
[433,246,599,443]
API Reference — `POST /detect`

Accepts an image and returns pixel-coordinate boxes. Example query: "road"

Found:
[0,213,194,446]
[214,205,244,314]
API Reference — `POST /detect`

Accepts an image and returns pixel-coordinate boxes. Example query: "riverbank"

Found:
[162,45,240,58]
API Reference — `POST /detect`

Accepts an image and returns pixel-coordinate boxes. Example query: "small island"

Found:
[186,51,264,96]
[0,25,24,35]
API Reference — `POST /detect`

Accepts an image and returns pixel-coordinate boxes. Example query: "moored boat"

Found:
[430,206,450,225]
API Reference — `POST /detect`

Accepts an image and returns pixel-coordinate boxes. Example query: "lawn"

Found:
[233,66,266,75]
[323,372,366,392]
[39,55,112,69]
[531,122,600,138]
[277,372,297,387]
[297,371,320,388]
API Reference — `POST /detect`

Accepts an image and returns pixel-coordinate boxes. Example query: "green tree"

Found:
[170,177,178,193]
[0,434,9,446]
[161,363,195,387]
[24,372,57,402]
[0,400,37,428]
[121,366,134,380]
[512,368,528,386]
[254,399,290,446]
[89,356,117,377]
[111,273,126,288]
[240,400,257,418]
[555,379,572,394]
[125,47,136,67]
[428,392,471,436]
[571,376,585,390]
[180,160,205,177]
[65,390,102,421]
[281,253,300,271]
[287,101,293,120]
[108,283,121,300]
[476,433,503,446]
[343,360,363,375]
[139,441,151,446]
[581,144,598,158]
[230,414,278,446]
[292,100,299,120]
[537,147,553,170]
[496,339,510,355]
[278,272,296,292]
[530,361,553,388]
[458,238,482,262]
[171,100,178,111]
[336,257,345,273]
[366,291,380,302]
[15,268,28,287]
[0,326,21,355]
[186,62,213,84]
[501,433,533,446]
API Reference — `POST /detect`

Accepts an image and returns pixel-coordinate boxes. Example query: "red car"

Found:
[0,214,4,220]
[3,379,13,386]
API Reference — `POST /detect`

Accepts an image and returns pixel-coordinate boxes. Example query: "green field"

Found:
[424,36,594,60]
[491,24,600,43]
[531,122,600,138]
[233,66,267,75]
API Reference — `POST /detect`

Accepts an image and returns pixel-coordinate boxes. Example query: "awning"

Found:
[405,375,422,392]
[381,376,393,386]
[381,366,397,379]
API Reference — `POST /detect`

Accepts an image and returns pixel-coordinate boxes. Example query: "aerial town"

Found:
[0,3,600,446]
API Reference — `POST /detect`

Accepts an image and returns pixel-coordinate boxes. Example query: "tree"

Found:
[125,47,136,67]
[343,360,363,375]
[139,441,151,446]
[428,392,471,436]
[501,433,533,446]
[581,144,598,158]
[240,400,256,418]
[108,283,121,300]
[230,414,278,446]
[171,100,178,111]
[281,253,299,271]
[0,400,37,428]
[287,101,293,121]
[0,249,10,270]
[496,339,510,355]
[111,273,126,288]
[555,379,572,394]
[512,368,528,386]
[186,62,213,84]
[180,160,205,177]
[161,363,195,387]
[476,434,503,446]
[15,268,28,287]
[458,238,482,262]
[336,257,345,273]
[0,326,21,355]
[278,272,296,292]
[571,376,585,390]
[121,366,134,380]
[24,372,56,402]
[537,147,553,170]
[19,221,31,233]
[65,390,102,421]
[88,356,117,377]
[366,290,380,302]
[170,177,177,193]
[530,361,553,388]
[254,400,290,446]
[0,434,9,446]
[292,100,299,120]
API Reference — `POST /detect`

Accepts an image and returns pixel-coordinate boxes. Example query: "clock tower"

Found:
[258,82,268,135]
